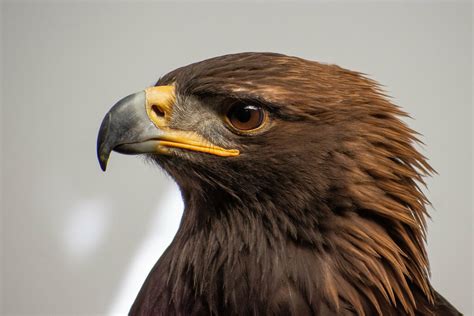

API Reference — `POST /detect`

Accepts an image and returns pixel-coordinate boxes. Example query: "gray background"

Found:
[1,1,472,315]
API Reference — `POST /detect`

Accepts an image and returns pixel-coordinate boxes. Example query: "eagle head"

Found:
[96,53,458,315]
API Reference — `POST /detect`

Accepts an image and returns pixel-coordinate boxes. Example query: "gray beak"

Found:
[96,91,163,171]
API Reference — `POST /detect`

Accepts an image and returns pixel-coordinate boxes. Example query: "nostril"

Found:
[151,104,165,118]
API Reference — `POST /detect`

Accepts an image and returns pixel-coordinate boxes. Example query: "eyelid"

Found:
[223,98,271,114]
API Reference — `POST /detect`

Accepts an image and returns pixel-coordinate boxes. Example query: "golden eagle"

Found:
[97,53,461,315]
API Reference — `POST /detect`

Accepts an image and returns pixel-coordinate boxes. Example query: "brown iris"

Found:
[227,104,265,131]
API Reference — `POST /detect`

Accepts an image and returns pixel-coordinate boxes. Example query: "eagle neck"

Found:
[164,181,435,315]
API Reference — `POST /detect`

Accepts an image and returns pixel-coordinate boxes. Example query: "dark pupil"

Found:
[234,106,254,122]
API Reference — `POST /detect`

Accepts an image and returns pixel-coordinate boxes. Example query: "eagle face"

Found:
[98,53,366,205]
[97,53,461,315]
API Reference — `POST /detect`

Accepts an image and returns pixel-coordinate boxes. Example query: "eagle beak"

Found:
[97,86,239,171]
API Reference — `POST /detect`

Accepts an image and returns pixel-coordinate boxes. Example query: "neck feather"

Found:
[165,174,433,315]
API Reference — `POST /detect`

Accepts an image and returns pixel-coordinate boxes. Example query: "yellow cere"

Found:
[145,85,176,129]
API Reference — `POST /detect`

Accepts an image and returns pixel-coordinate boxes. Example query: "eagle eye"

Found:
[226,103,265,132]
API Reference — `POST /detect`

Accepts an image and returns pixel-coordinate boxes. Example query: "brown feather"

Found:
[128,53,461,315]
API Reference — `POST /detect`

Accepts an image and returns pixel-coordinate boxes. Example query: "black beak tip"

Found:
[97,113,112,172]
[98,151,109,172]
[97,140,111,171]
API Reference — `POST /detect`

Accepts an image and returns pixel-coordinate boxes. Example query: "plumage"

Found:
[97,52,461,315]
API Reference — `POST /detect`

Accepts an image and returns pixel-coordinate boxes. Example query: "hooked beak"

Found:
[97,86,239,171]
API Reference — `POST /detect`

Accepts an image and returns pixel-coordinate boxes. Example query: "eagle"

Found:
[97,53,461,315]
